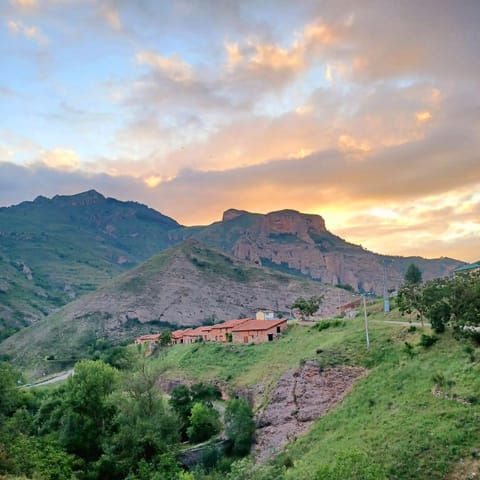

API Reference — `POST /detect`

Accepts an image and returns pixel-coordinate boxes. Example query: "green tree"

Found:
[292,295,323,320]
[224,399,255,456]
[190,383,222,407]
[60,360,118,460]
[169,384,193,438]
[187,403,221,443]
[0,362,22,417]
[159,330,173,346]
[404,263,422,285]
[99,362,180,479]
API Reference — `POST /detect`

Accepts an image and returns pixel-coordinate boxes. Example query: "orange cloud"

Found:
[40,148,80,170]
[136,51,193,82]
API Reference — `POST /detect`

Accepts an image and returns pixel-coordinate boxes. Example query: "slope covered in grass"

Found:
[152,312,480,479]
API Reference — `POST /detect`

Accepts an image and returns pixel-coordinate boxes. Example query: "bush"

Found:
[224,399,255,456]
[187,403,221,443]
[419,334,438,348]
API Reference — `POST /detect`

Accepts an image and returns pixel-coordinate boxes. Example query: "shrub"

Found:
[419,334,438,348]
[187,403,221,443]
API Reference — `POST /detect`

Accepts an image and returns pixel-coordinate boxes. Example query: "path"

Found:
[26,369,74,388]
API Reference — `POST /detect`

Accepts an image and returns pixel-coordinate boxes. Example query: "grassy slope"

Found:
[151,309,480,479]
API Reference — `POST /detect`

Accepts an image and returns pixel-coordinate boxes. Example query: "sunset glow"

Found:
[0,1,478,261]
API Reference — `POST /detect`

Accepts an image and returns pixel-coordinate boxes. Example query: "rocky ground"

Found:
[253,361,366,462]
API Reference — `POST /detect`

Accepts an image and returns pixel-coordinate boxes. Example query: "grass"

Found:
[150,310,480,479]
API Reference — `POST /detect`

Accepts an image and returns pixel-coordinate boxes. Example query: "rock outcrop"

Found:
[203,209,462,295]
[254,362,366,462]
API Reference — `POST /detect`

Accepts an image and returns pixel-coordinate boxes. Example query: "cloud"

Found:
[10,0,38,10]
[6,19,47,44]
[136,51,193,83]
[40,148,80,170]
[101,3,122,31]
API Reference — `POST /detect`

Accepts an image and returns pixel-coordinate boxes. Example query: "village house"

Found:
[230,318,287,344]
[207,318,251,342]
[171,329,191,345]
[182,326,212,344]
[134,334,160,345]
[255,310,276,320]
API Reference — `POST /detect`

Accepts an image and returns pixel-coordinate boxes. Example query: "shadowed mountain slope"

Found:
[0,240,347,375]
[0,190,181,337]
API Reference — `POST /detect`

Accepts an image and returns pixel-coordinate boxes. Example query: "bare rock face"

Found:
[222,209,249,222]
[254,362,366,462]
[220,209,460,294]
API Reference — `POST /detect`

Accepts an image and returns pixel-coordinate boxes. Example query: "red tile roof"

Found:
[231,319,286,332]
[184,326,212,336]
[209,318,252,330]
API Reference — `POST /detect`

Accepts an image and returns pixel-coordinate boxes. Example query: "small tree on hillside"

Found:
[398,263,424,326]
[292,295,323,320]
[404,263,422,285]
[187,403,221,443]
[224,399,255,457]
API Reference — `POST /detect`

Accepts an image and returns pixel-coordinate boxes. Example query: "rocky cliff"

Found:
[191,209,462,294]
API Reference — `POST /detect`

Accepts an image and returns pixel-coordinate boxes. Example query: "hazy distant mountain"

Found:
[179,208,463,294]
[0,240,348,375]
[0,190,181,338]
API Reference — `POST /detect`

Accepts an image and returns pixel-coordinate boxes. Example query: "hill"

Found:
[150,313,480,479]
[181,208,463,294]
[0,240,349,375]
[0,190,181,338]
[0,191,464,342]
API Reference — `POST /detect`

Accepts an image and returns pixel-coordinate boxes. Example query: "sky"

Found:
[0,0,479,262]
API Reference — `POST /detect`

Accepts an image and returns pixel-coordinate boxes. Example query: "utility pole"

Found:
[383,259,390,313]
[363,295,370,349]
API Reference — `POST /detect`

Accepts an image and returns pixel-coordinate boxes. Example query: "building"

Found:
[171,329,191,345]
[182,326,212,344]
[207,318,251,342]
[230,319,287,344]
[134,334,160,345]
[256,310,276,320]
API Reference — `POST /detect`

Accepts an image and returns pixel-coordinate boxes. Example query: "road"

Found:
[370,319,431,328]
[26,369,74,388]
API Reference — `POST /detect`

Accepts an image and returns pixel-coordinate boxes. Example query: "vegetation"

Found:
[398,271,480,339]
[291,295,323,320]
[1,302,479,479]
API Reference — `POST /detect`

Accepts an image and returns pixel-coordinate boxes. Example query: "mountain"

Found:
[0,190,181,338]
[181,209,462,294]
[0,191,464,342]
[0,240,349,375]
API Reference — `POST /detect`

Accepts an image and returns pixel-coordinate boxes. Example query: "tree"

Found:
[187,403,221,443]
[224,399,255,456]
[0,362,22,418]
[292,295,323,320]
[398,265,425,326]
[190,383,221,408]
[60,360,118,460]
[404,263,422,286]
[99,362,180,479]
[169,385,193,439]
[159,331,172,347]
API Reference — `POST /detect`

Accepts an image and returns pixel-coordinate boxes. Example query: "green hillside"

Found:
[0,190,181,337]
[149,313,480,479]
